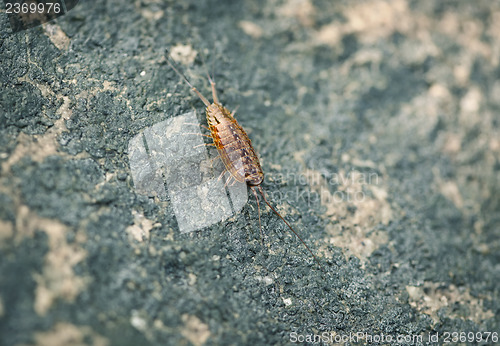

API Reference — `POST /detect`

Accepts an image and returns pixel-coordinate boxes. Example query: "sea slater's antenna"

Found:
[165,48,210,107]
[253,186,321,267]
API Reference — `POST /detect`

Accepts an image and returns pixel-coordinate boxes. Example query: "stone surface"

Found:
[1,0,499,345]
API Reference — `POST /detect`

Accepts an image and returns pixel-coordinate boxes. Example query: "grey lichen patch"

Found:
[0,219,14,244]
[276,0,316,28]
[238,21,264,39]
[312,0,410,46]
[169,44,198,66]
[14,205,89,316]
[181,314,210,346]
[130,309,149,335]
[406,283,495,326]
[1,68,90,171]
[43,23,70,51]
[126,210,155,242]
[1,94,81,172]
[436,178,464,211]
[35,322,109,346]
[304,168,392,264]
[140,7,164,21]
[3,130,57,174]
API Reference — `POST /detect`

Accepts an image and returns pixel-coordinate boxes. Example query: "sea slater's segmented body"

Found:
[165,50,321,267]
[206,103,264,186]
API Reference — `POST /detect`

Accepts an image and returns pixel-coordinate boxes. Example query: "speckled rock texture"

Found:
[0,1,498,345]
